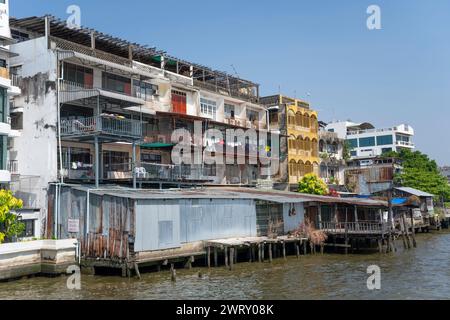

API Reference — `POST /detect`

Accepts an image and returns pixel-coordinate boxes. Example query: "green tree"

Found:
[382,149,450,201]
[0,190,24,243]
[298,173,329,195]
[342,141,351,161]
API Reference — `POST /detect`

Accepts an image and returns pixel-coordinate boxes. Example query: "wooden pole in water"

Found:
[207,246,211,268]
[257,243,262,262]
[282,241,286,260]
[378,238,382,253]
[303,240,307,255]
[296,241,300,259]
[261,242,265,261]
[268,243,273,263]
[229,247,234,270]
[409,209,417,248]
[400,213,408,249]
[214,247,218,267]
[402,213,412,249]
[134,262,141,280]
[170,264,176,282]
[224,246,228,268]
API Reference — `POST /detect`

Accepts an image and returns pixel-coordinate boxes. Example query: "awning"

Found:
[140,142,176,149]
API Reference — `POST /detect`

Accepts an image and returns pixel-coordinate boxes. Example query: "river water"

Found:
[1,231,450,300]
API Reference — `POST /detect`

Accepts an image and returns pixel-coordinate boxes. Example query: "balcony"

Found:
[7,160,19,175]
[60,115,142,139]
[59,80,146,107]
[396,140,414,147]
[224,117,267,130]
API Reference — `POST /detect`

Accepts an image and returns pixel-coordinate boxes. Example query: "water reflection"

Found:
[1,231,450,300]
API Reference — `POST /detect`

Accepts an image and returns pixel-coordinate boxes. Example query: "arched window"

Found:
[303,113,310,128]
[295,112,302,127]
[304,137,311,152]
[305,161,313,174]
[289,160,297,177]
[296,135,303,153]
[319,139,325,153]
[288,110,295,127]
[313,161,320,175]
[288,135,296,153]
[312,138,318,157]
[298,160,305,177]
[310,114,318,131]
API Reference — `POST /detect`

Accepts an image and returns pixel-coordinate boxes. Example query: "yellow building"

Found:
[262,95,320,189]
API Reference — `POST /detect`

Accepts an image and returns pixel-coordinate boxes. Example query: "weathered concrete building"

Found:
[7,16,275,238]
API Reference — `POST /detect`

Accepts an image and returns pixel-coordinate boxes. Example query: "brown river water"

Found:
[1,231,450,300]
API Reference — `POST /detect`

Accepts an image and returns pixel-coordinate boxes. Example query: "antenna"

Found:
[230,64,239,78]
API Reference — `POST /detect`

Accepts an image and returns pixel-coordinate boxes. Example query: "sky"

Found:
[10,0,450,165]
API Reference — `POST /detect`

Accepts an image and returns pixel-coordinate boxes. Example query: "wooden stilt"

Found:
[207,247,211,268]
[261,243,265,261]
[214,247,218,267]
[134,262,141,280]
[296,241,300,259]
[224,246,228,268]
[268,243,273,263]
[282,242,286,260]
[229,247,234,270]
[303,240,307,255]
[170,264,176,282]
[257,243,262,262]
[410,209,417,248]
[378,239,382,253]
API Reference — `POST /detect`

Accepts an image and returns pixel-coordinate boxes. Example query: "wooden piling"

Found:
[282,242,287,260]
[257,243,262,262]
[207,247,211,268]
[409,209,417,248]
[224,246,228,268]
[268,243,273,263]
[229,247,234,270]
[261,243,265,261]
[303,240,307,255]
[296,242,300,259]
[170,264,176,282]
[134,262,141,280]
[214,247,218,267]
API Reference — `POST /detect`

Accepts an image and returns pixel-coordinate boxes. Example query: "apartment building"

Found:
[325,121,414,159]
[318,121,346,186]
[0,0,21,186]
[441,166,450,184]
[8,16,272,237]
[261,95,319,191]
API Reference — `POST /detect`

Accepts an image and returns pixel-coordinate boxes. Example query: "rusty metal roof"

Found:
[65,184,387,207]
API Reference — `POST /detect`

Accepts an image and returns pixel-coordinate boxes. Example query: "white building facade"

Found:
[325,121,414,159]
[0,0,21,185]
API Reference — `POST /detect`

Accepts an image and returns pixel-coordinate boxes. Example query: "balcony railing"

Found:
[320,221,389,234]
[60,115,142,139]
[7,160,19,174]
[396,140,414,147]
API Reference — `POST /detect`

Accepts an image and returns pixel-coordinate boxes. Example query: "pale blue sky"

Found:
[11,0,450,165]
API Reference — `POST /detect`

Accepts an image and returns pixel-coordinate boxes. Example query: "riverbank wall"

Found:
[0,239,78,281]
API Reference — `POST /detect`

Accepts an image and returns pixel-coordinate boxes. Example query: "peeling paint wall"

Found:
[10,37,58,237]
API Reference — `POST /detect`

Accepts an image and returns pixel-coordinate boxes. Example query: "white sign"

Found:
[68,219,80,233]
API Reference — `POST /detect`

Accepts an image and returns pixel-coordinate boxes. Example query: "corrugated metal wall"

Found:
[135,199,181,252]
[180,199,257,243]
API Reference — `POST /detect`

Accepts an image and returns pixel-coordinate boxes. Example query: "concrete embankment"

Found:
[0,239,78,281]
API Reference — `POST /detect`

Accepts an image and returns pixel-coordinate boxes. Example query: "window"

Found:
[141,153,162,164]
[200,98,217,119]
[396,134,410,142]
[382,148,392,154]
[62,62,93,88]
[224,103,235,119]
[328,129,335,133]
[19,220,35,238]
[347,138,358,149]
[0,59,6,68]
[103,151,130,173]
[350,150,357,157]
[11,29,30,42]
[61,147,92,170]
[376,135,393,146]
[133,80,157,101]
[359,137,375,147]
[11,113,23,130]
[102,72,131,95]
[203,164,217,176]
[246,109,259,122]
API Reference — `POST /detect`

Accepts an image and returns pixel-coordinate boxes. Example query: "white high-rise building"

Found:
[0,0,21,185]
[325,120,414,159]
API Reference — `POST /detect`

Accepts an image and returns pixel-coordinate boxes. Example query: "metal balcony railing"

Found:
[7,160,19,174]
[60,115,142,138]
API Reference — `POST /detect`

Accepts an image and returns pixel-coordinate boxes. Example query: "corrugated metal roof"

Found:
[64,184,387,207]
[395,187,434,197]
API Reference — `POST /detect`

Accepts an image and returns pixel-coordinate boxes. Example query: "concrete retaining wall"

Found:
[0,239,77,281]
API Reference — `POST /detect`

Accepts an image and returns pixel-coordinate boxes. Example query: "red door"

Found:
[172,90,187,114]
